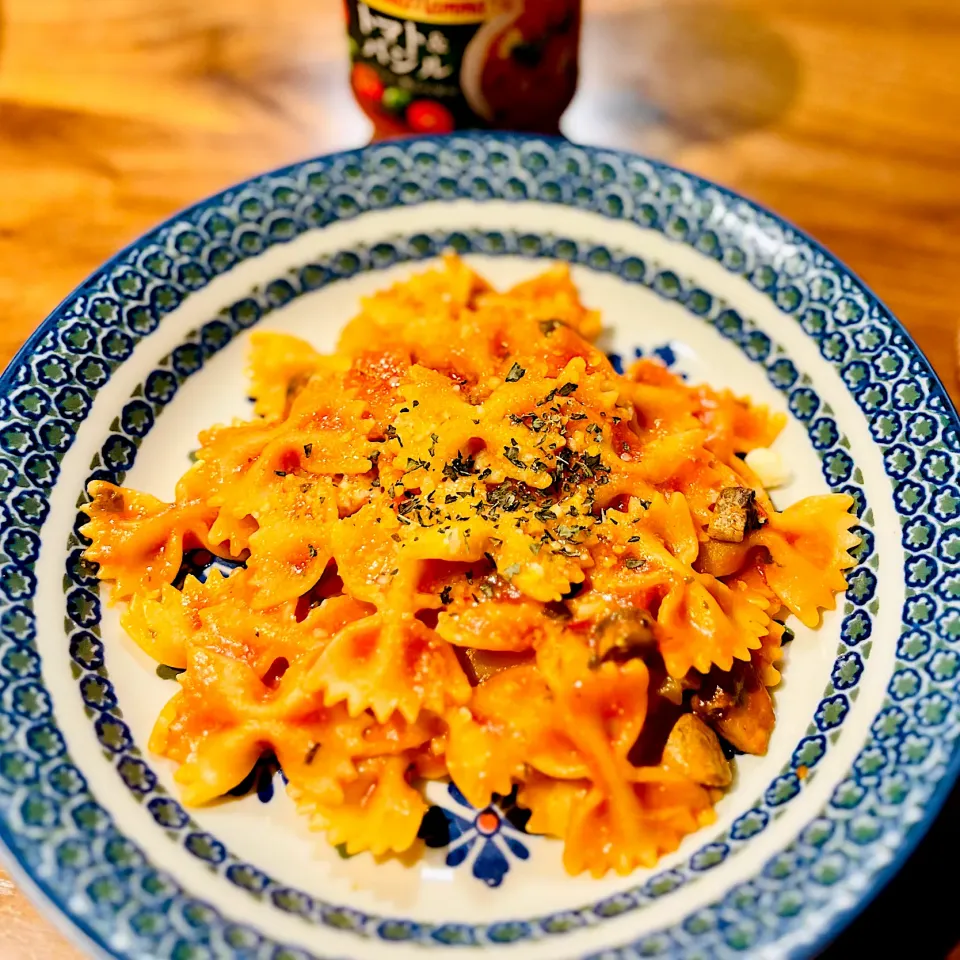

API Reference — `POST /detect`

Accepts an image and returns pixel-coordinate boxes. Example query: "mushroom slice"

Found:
[692,663,775,756]
[661,713,732,787]
[707,486,760,543]
[592,609,657,666]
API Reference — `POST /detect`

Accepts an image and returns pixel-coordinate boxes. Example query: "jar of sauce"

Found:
[344,1,581,138]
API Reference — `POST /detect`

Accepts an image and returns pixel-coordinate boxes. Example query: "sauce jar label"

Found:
[345,0,580,137]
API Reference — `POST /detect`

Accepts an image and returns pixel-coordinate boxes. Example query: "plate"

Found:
[1,133,957,960]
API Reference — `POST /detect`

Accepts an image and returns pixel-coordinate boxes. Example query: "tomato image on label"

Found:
[352,62,386,102]
[461,0,580,133]
[406,100,456,134]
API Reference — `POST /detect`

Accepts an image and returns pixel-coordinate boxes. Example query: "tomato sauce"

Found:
[344,0,581,138]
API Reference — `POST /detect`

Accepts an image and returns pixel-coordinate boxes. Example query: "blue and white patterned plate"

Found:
[1,133,958,960]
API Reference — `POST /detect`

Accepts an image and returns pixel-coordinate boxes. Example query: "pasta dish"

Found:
[83,256,858,876]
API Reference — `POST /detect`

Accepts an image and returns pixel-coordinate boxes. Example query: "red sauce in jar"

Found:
[344,0,581,138]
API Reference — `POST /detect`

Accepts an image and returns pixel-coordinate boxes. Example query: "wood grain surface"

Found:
[0,1,958,958]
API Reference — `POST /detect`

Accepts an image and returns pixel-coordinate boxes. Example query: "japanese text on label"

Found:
[357,3,454,79]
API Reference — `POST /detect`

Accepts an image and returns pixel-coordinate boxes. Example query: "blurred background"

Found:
[0,0,958,957]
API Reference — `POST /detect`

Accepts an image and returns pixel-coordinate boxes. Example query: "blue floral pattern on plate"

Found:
[419,785,530,888]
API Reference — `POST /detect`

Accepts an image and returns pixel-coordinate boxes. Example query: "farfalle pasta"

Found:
[82,255,859,876]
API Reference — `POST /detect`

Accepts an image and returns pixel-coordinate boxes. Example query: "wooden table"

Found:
[0,0,958,957]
